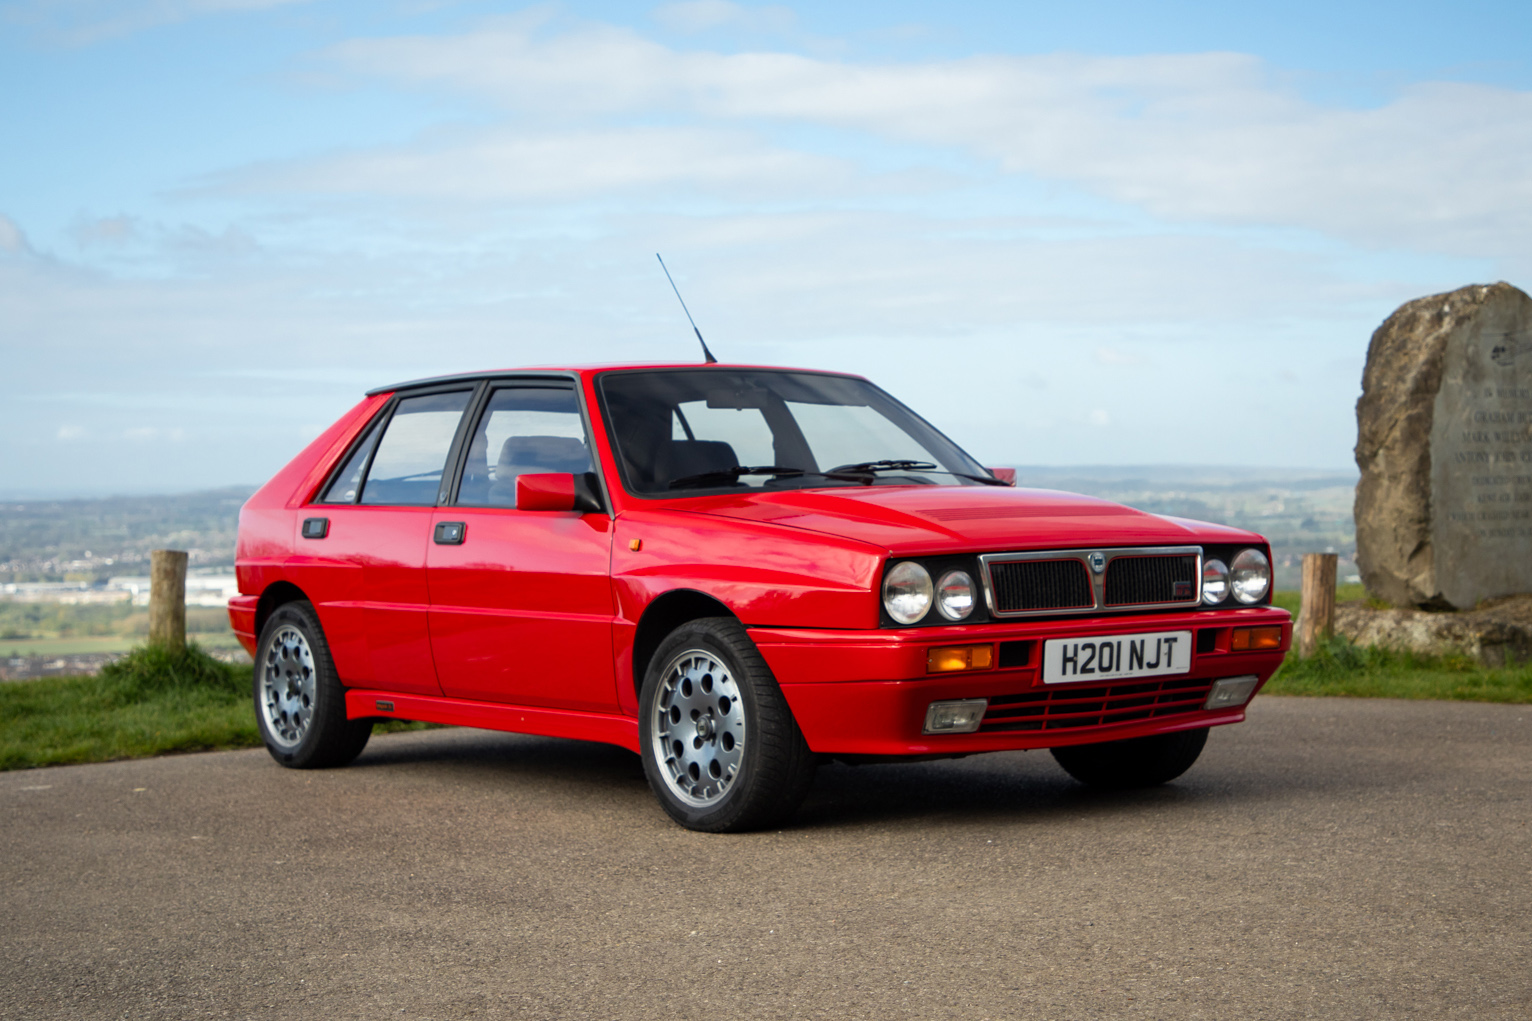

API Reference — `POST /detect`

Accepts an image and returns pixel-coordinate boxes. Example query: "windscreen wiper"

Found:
[828,460,1012,487]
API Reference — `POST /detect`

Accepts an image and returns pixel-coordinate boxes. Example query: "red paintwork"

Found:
[427,506,618,711]
[515,473,577,511]
[234,363,1292,759]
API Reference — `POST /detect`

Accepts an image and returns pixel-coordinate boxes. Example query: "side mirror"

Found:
[986,467,1016,486]
[515,472,604,512]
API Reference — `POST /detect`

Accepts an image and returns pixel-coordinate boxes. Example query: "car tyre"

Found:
[1050,728,1208,789]
[254,600,372,769]
[640,617,817,832]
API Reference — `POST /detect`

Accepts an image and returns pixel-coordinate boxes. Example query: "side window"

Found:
[319,416,384,504]
[357,390,473,506]
[456,386,591,508]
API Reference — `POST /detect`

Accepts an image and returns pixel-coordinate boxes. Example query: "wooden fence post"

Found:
[149,549,188,653]
[1296,552,1338,658]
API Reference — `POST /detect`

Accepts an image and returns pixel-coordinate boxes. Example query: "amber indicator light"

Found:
[629,539,643,552]
[1231,626,1283,651]
[926,644,995,673]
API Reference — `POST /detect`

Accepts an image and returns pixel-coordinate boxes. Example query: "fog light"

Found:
[1231,626,1283,651]
[1204,675,1260,709]
[922,698,988,734]
[926,644,994,673]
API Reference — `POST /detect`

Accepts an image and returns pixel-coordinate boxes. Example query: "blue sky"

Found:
[2,0,1530,496]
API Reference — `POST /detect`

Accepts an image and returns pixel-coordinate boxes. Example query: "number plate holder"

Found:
[1042,630,1193,684]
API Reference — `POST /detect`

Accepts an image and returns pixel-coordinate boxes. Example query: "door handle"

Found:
[434,521,466,545]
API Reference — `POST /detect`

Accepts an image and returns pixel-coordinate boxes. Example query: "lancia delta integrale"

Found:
[231,364,1290,831]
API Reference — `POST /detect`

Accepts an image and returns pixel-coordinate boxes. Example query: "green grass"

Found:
[1262,586,1532,703]
[0,633,244,657]
[0,643,434,771]
[1263,635,1532,703]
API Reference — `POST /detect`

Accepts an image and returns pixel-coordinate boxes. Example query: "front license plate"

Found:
[1042,630,1193,684]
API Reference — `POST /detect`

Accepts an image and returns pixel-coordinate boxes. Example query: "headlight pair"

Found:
[1202,548,1271,605]
[883,561,976,624]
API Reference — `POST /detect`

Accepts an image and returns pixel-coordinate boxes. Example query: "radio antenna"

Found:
[656,253,717,364]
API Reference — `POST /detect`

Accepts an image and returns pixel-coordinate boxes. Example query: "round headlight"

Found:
[935,570,976,621]
[1230,548,1271,604]
[883,561,933,624]
[1202,558,1230,604]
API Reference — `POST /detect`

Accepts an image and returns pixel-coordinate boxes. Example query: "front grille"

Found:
[989,559,1093,613]
[1104,554,1198,606]
[979,677,1213,733]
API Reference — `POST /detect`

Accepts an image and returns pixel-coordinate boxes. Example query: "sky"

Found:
[2,0,1530,497]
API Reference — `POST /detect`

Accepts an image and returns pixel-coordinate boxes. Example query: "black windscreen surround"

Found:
[598,369,988,496]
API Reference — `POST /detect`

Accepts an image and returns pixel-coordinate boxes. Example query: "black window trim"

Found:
[443,378,609,514]
[313,381,480,507]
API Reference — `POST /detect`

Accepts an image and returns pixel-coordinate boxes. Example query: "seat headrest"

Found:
[497,435,590,474]
[653,439,739,486]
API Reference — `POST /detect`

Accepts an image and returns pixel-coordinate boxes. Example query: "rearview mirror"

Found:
[705,387,770,410]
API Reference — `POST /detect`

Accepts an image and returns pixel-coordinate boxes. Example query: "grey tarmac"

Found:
[2,696,1529,1020]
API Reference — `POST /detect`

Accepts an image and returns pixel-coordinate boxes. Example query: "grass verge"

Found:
[1263,635,1532,703]
[1,643,433,771]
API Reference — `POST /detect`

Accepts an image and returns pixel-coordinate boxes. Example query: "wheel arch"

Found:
[631,589,736,698]
[255,580,310,638]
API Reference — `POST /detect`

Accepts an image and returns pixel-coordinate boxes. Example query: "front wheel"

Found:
[254,600,372,769]
[1050,728,1208,789]
[639,618,817,832]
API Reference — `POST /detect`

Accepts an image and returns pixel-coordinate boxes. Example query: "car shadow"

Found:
[343,727,1338,832]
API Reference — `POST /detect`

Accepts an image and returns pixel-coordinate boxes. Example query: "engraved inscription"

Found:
[1432,326,1532,604]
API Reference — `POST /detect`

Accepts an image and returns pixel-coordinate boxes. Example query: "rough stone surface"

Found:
[1335,594,1532,666]
[1355,281,1532,609]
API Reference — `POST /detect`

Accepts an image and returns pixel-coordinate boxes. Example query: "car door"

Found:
[426,381,619,712]
[293,387,475,695]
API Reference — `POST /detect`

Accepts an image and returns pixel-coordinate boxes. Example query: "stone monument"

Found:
[1355,282,1532,609]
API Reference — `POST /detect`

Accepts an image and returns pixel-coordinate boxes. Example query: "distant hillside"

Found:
[1008,466,1358,589]
[0,487,256,582]
[0,468,1357,589]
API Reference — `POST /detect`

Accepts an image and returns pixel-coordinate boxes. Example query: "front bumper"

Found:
[750,606,1290,756]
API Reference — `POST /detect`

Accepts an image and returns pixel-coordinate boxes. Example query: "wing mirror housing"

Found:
[986,467,1017,486]
[516,472,604,512]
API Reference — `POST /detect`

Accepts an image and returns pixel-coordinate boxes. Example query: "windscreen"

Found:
[598,369,989,496]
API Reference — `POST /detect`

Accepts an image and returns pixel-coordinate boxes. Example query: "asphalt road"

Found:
[3,697,1529,1020]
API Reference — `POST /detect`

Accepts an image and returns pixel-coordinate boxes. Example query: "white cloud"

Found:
[250,125,856,200]
[0,214,32,254]
[322,21,1532,259]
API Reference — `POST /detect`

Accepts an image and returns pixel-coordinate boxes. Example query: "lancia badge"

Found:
[1087,551,1107,574]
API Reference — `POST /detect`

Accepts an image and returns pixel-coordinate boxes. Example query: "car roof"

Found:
[365,363,869,396]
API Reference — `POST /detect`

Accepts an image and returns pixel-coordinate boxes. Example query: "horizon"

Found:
[0,462,1361,504]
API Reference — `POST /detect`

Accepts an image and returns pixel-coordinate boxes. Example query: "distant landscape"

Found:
[0,467,1355,649]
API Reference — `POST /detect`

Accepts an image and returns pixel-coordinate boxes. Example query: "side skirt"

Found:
[344,689,641,753]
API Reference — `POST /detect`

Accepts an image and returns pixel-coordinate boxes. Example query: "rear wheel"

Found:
[640,617,817,832]
[254,601,372,768]
[1050,728,1208,789]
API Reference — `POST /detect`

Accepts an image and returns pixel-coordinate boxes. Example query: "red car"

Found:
[231,363,1290,831]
